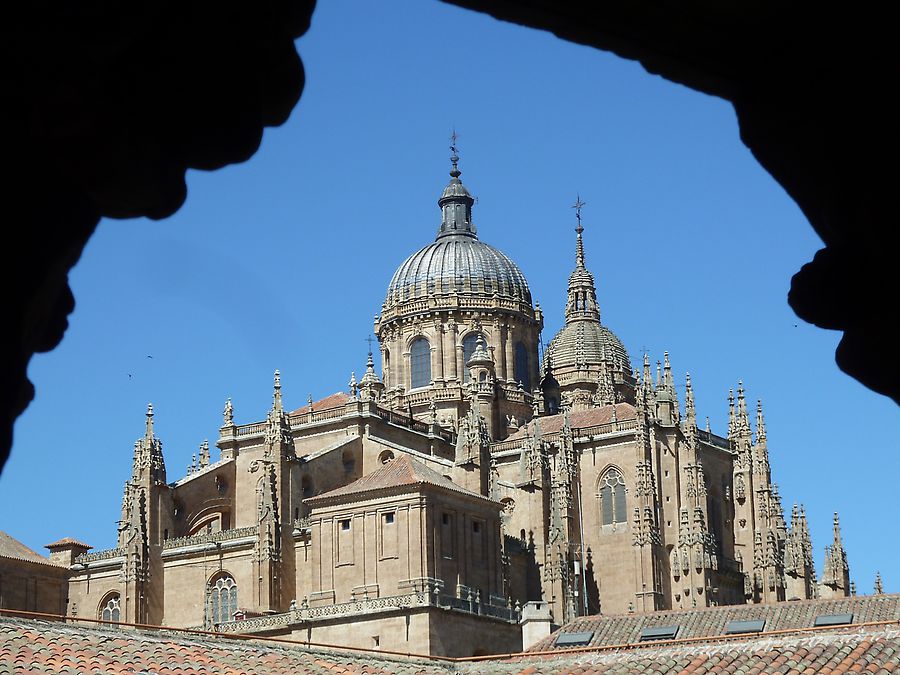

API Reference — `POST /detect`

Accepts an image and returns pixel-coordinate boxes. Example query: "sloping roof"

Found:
[504,403,636,443]
[289,391,349,416]
[44,537,92,550]
[0,617,446,675]
[529,593,900,651]
[0,531,61,566]
[1,615,899,674]
[496,624,900,673]
[307,454,487,503]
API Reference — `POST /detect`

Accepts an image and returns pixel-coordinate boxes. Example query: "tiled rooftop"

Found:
[487,623,900,674]
[307,454,489,504]
[0,617,446,674]
[289,392,350,416]
[0,531,62,567]
[529,593,900,651]
[1,612,899,674]
[504,404,636,443]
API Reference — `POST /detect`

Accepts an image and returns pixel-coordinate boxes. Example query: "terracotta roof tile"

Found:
[307,454,488,503]
[44,537,92,550]
[530,594,900,652]
[504,404,636,443]
[0,531,62,566]
[289,392,350,415]
[2,608,899,673]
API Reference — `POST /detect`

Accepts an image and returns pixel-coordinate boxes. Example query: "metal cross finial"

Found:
[450,129,460,171]
[365,334,375,356]
[572,195,586,229]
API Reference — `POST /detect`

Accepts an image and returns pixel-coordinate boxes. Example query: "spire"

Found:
[756,399,767,444]
[727,389,736,439]
[564,197,600,324]
[832,511,843,548]
[684,372,696,425]
[573,195,586,269]
[272,370,283,412]
[436,131,476,239]
[145,403,155,440]
[736,381,750,434]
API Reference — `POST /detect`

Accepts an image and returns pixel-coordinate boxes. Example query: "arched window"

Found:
[208,574,238,626]
[99,593,120,624]
[514,342,530,391]
[599,468,627,526]
[462,333,483,364]
[410,338,431,389]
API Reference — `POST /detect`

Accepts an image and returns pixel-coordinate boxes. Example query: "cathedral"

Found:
[0,151,855,657]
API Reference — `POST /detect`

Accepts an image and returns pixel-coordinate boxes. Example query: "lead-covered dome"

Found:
[385,237,531,306]
[383,154,531,309]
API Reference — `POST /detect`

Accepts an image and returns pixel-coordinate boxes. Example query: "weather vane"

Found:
[572,195,586,227]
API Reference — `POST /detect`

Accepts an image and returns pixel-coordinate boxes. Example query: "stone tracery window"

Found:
[599,467,627,526]
[410,337,431,389]
[99,593,120,624]
[208,574,238,626]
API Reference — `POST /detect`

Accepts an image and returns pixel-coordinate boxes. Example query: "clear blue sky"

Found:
[2,1,896,594]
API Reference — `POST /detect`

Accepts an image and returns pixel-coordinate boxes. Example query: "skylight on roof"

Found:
[814,613,854,627]
[725,619,766,634]
[639,625,679,641]
[555,631,594,647]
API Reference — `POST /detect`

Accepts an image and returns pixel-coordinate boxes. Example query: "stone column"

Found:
[497,320,508,382]
[505,324,515,383]
[447,321,458,382]
[435,320,445,383]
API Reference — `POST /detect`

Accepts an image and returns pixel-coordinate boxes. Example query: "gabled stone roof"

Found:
[289,391,349,416]
[504,403,636,443]
[306,454,488,504]
[529,593,900,652]
[0,531,62,566]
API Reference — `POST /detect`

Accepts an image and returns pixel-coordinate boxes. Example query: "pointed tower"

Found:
[117,404,173,624]
[542,199,633,411]
[784,503,817,600]
[358,349,385,402]
[655,352,679,426]
[631,383,665,612]
[819,512,852,598]
[729,383,757,598]
[256,370,296,614]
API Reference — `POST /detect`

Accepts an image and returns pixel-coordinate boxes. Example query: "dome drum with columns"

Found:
[375,152,542,437]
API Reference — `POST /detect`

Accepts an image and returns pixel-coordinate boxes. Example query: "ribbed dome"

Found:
[383,154,532,309]
[384,235,532,306]
[544,320,631,374]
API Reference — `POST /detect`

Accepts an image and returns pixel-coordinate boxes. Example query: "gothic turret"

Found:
[819,512,851,598]
[543,200,633,411]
